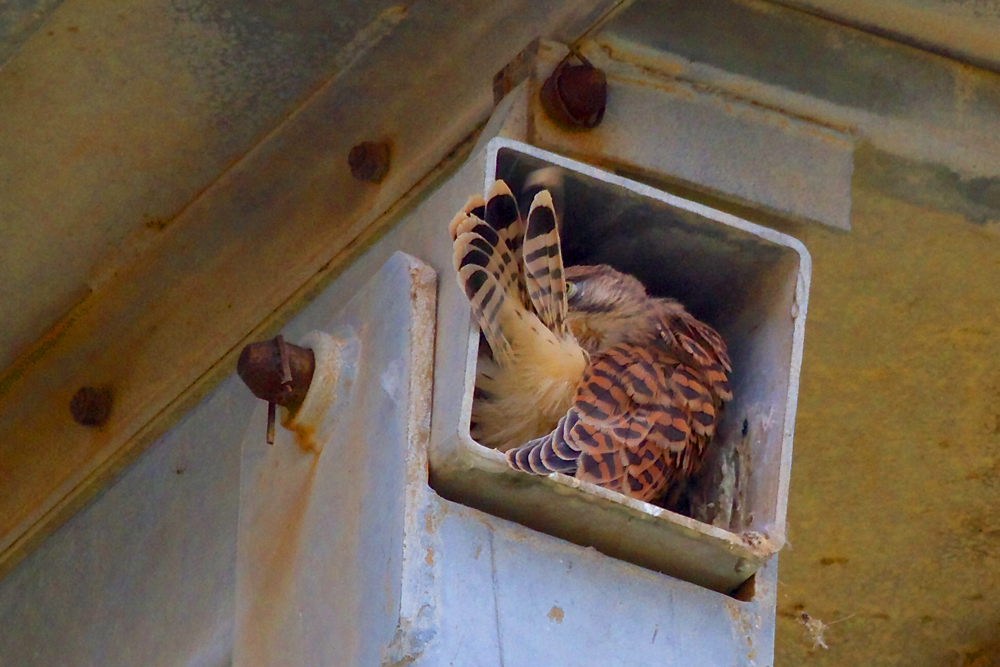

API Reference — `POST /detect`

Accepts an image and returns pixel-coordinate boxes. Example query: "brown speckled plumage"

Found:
[450,179,731,503]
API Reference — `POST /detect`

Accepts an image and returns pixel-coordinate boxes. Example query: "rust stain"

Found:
[144,216,175,232]
[818,556,849,566]
[723,597,747,624]
[424,547,434,566]
[547,605,564,624]
[241,456,319,661]
[959,643,1000,667]
[289,422,319,453]
[423,507,439,535]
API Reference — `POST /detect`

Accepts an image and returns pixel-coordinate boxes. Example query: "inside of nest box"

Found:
[493,148,802,536]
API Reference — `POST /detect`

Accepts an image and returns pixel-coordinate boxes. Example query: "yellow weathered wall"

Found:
[775,148,1000,666]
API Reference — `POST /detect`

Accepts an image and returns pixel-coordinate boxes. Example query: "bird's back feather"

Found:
[507,306,732,502]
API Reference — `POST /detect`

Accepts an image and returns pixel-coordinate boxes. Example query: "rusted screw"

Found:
[237,335,316,444]
[70,387,112,427]
[348,141,391,184]
[539,50,607,130]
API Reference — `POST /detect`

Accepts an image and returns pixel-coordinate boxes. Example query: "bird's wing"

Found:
[657,308,732,402]
[522,190,568,334]
[508,342,725,502]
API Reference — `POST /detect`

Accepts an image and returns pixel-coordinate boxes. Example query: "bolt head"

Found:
[540,55,607,130]
[70,387,112,427]
[237,337,316,409]
[348,141,391,184]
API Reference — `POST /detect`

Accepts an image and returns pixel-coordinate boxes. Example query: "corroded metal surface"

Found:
[236,336,315,408]
[0,0,619,577]
[539,50,607,129]
[69,386,112,426]
[348,140,392,183]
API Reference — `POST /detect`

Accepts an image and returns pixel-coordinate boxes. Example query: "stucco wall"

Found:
[774,145,1000,666]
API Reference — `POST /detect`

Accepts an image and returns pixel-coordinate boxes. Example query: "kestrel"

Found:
[450,179,732,503]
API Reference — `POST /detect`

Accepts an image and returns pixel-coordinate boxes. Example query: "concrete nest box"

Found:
[429,139,811,594]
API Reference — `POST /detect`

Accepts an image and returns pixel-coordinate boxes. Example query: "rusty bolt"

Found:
[70,386,112,427]
[237,336,316,411]
[539,51,607,130]
[348,141,391,184]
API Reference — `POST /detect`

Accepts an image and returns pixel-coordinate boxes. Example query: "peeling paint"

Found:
[546,605,564,623]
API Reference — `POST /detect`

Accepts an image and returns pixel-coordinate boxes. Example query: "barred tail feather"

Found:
[485,180,525,260]
[452,183,528,367]
[456,264,513,365]
[448,194,486,241]
[484,180,530,306]
[523,191,568,333]
[453,215,521,299]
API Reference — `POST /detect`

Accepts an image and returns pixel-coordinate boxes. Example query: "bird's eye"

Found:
[566,281,577,299]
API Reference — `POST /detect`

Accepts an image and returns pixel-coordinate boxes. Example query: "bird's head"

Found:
[564,264,656,353]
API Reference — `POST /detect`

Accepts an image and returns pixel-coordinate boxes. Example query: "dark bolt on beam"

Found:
[348,141,391,184]
[237,336,316,410]
[238,335,316,445]
[540,51,607,131]
[70,386,112,427]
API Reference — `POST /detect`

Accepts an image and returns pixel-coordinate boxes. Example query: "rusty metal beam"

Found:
[0,0,623,577]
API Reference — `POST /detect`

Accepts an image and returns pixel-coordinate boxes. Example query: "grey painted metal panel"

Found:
[597,0,1000,181]
[0,375,247,667]
[422,496,777,666]
[530,42,855,230]
[234,252,436,666]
